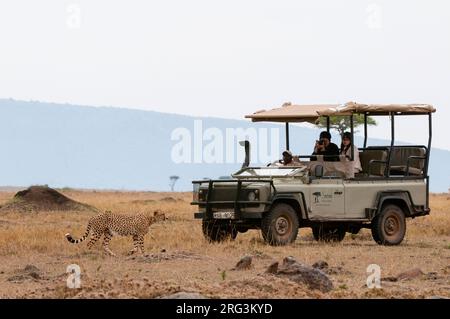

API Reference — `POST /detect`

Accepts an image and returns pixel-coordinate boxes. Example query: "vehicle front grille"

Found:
[198,185,260,209]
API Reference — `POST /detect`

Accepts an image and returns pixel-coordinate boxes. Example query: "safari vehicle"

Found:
[191,102,435,246]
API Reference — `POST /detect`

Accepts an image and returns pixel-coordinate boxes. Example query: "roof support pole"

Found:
[285,122,290,151]
[326,116,330,132]
[425,113,432,176]
[385,112,395,177]
[350,114,354,161]
[423,112,433,210]
[425,113,432,210]
[363,113,368,148]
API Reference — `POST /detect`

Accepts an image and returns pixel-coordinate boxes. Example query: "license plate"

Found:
[213,211,235,219]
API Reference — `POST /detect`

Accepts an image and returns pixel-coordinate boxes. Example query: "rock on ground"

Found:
[266,262,279,274]
[312,260,350,275]
[397,268,424,281]
[232,255,253,270]
[312,260,329,270]
[7,265,43,282]
[266,256,333,293]
[382,268,424,282]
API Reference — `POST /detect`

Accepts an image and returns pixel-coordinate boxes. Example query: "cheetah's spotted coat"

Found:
[65,210,166,256]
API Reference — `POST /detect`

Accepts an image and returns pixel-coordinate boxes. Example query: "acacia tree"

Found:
[169,175,180,192]
[316,114,377,138]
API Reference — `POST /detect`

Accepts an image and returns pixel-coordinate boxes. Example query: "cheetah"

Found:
[65,210,166,256]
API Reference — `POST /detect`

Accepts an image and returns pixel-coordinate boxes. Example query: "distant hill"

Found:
[1,99,448,192]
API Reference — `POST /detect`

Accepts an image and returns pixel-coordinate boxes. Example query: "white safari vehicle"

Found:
[192,102,435,246]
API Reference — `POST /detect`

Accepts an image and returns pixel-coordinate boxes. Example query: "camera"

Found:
[318,139,324,145]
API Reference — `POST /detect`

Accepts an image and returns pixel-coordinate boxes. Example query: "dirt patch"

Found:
[128,199,156,205]
[127,250,206,263]
[7,265,46,283]
[221,275,321,298]
[312,260,352,275]
[159,292,208,299]
[40,278,192,299]
[382,268,425,282]
[0,186,96,213]
[160,197,183,203]
[0,219,15,227]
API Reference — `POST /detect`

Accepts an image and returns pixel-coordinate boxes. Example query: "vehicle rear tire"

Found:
[202,220,237,243]
[261,203,299,246]
[312,225,346,242]
[371,204,406,245]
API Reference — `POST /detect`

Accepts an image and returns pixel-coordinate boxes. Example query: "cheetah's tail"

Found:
[65,223,91,244]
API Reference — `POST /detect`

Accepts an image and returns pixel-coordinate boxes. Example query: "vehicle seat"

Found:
[389,147,426,176]
[359,149,388,176]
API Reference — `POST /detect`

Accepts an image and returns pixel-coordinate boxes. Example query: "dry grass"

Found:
[0,190,449,299]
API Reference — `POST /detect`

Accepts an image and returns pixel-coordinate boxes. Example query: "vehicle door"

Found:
[309,178,345,219]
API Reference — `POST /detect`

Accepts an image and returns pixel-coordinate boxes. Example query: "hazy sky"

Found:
[1,0,449,150]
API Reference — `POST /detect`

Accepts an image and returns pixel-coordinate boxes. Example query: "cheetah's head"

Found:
[150,210,167,223]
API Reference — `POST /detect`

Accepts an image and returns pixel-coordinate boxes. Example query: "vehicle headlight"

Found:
[193,185,199,202]
[247,190,259,201]
[198,189,205,201]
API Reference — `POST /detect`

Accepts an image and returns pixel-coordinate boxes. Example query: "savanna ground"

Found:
[0,189,449,299]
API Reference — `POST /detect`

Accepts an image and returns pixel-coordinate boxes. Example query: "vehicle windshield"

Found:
[233,166,306,177]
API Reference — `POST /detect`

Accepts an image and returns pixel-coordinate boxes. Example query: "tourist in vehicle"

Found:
[340,132,362,173]
[311,131,340,161]
[274,150,301,166]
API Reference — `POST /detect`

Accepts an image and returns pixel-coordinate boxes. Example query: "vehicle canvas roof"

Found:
[245,102,339,123]
[318,102,436,116]
[245,101,436,123]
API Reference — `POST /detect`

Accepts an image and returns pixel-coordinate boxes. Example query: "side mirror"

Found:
[239,140,250,168]
[314,165,324,178]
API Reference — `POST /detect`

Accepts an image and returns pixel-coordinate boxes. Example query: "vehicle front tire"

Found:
[261,203,299,246]
[371,204,406,246]
[202,220,237,243]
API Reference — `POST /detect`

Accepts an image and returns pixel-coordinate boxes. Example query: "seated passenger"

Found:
[311,131,340,161]
[275,150,301,166]
[340,132,362,174]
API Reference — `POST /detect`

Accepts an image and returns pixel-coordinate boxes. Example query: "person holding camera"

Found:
[311,131,340,161]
